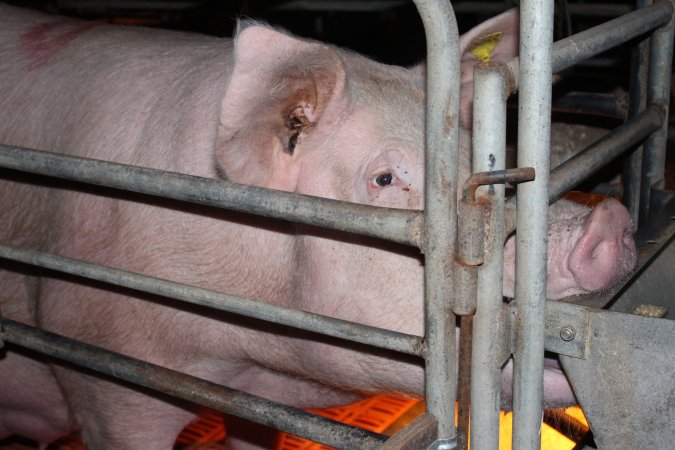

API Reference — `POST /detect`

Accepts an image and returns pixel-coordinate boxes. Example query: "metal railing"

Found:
[0,1,673,449]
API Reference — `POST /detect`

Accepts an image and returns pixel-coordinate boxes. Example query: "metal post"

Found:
[410,0,461,445]
[640,0,675,223]
[470,64,508,450]
[513,1,554,449]
[624,0,651,227]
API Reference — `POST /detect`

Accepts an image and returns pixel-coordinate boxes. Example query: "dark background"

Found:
[3,0,637,69]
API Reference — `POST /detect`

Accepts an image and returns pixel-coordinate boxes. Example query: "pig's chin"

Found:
[500,357,577,409]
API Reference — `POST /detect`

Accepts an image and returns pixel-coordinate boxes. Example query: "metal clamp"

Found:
[462,167,536,206]
[454,168,535,316]
[459,167,535,266]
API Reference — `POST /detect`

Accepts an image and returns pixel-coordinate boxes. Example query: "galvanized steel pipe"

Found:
[0,318,386,450]
[640,0,675,223]
[502,106,663,231]
[411,0,461,444]
[549,107,664,203]
[470,64,509,450]
[0,144,423,248]
[624,0,652,227]
[512,1,553,448]
[0,242,424,357]
[506,1,674,93]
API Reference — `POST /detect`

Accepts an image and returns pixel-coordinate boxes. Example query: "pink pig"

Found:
[0,5,635,449]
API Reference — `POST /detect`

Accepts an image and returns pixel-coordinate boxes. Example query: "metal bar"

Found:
[640,0,675,223]
[551,91,628,120]
[411,0,461,444]
[0,318,386,450]
[470,64,509,450]
[502,106,664,230]
[451,2,633,18]
[512,1,553,449]
[505,2,674,92]
[455,314,472,450]
[0,144,423,248]
[624,0,651,227]
[549,106,664,203]
[378,414,438,450]
[0,243,425,357]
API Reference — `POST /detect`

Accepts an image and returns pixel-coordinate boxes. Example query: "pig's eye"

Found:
[374,171,394,187]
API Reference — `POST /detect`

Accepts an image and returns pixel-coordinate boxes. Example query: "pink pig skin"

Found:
[0,5,635,449]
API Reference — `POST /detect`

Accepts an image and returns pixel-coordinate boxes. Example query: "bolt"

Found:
[560,326,576,341]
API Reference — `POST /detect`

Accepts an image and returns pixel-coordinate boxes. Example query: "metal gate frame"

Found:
[1,1,674,449]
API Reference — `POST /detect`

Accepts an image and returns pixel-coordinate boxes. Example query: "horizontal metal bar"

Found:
[0,318,386,450]
[507,2,674,92]
[452,2,633,17]
[551,91,628,120]
[552,2,673,74]
[0,242,425,357]
[503,105,664,231]
[0,144,423,248]
[548,106,664,203]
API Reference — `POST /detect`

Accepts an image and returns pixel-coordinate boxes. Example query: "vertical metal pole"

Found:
[411,0,461,445]
[513,1,554,449]
[624,0,650,227]
[470,64,508,450]
[640,0,674,223]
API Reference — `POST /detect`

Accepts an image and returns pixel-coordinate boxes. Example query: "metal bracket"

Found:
[543,301,592,359]
[560,309,675,449]
[502,299,592,361]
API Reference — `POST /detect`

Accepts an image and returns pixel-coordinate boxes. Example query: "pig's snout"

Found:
[567,199,637,293]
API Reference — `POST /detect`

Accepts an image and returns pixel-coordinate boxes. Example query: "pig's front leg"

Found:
[52,369,195,450]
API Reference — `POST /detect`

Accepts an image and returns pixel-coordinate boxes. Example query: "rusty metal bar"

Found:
[0,318,386,450]
[0,242,425,357]
[411,0,461,446]
[0,144,423,248]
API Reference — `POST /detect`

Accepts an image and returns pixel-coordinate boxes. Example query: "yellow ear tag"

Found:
[470,32,503,63]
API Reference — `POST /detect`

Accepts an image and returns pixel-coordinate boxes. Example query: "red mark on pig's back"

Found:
[20,19,101,71]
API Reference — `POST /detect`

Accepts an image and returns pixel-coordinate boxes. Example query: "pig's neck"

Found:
[175,213,297,307]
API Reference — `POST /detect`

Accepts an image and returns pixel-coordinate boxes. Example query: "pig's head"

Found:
[214,11,636,400]
[215,21,430,340]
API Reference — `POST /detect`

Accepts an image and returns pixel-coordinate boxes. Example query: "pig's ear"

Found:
[458,8,519,128]
[216,23,345,191]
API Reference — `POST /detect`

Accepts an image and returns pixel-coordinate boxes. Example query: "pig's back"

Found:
[0,3,231,169]
[0,4,233,310]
